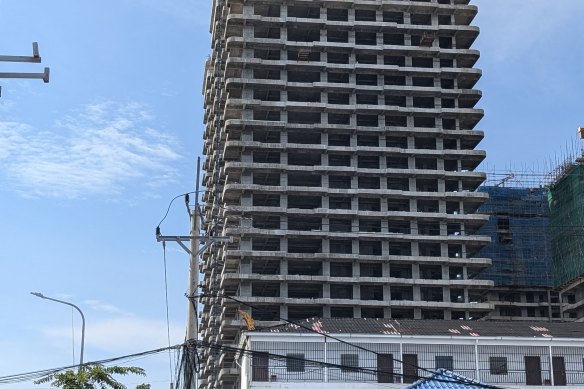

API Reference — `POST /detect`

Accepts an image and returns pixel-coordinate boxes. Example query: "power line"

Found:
[156,191,195,229]
[188,339,505,389]
[161,241,175,386]
[0,345,181,385]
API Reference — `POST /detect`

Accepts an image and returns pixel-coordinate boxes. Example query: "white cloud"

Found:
[83,300,128,315]
[0,101,182,199]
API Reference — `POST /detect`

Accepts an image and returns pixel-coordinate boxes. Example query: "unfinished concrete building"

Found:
[200,0,492,387]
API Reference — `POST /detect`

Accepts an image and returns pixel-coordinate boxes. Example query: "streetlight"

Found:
[31,292,85,367]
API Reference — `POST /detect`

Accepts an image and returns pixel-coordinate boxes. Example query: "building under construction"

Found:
[475,184,559,321]
[548,160,584,321]
[199,0,492,387]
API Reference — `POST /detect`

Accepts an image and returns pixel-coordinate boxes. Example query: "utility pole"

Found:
[186,158,202,341]
[156,157,231,388]
[0,42,50,96]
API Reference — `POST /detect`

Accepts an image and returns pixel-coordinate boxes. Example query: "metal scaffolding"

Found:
[477,186,552,288]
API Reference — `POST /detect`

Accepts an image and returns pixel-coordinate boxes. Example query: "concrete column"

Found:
[241,238,252,250]
[322,195,329,210]
[411,241,419,256]
[414,308,421,320]
[241,217,252,228]
[240,259,251,274]
[352,240,359,255]
[383,285,391,301]
[322,239,330,253]
[322,217,330,232]
[412,264,420,279]
[379,176,389,189]
[348,31,355,46]
[440,222,447,236]
[440,243,448,258]
[353,285,360,301]
[381,240,389,256]
[381,219,388,233]
[241,194,252,206]
[323,261,330,277]
[438,179,445,192]
[382,307,390,319]
[408,177,415,192]
[382,262,390,278]
[442,265,449,280]
[240,282,251,297]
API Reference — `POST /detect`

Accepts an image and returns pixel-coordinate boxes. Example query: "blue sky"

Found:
[0,1,583,388]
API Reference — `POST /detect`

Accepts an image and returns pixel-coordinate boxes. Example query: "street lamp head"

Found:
[28,291,85,367]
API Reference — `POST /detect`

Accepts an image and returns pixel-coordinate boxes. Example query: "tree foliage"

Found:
[35,364,145,389]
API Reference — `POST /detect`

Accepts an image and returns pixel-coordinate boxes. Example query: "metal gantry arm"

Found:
[0,42,41,63]
[0,42,50,96]
[0,67,50,83]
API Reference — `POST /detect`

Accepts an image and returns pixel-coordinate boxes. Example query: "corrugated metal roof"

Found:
[408,369,486,389]
[257,318,584,338]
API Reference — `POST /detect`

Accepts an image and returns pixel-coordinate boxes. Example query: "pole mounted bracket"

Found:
[156,234,232,257]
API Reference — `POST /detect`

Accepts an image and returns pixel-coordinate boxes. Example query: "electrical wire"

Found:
[162,241,175,385]
[0,345,181,385]
[193,292,495,388]
[189,339,505,389]
[156,191,195,229]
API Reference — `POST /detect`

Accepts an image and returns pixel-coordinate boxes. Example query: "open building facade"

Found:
[200,0,492,387]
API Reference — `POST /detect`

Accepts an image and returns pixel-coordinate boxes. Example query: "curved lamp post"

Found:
[31,292,85,367]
